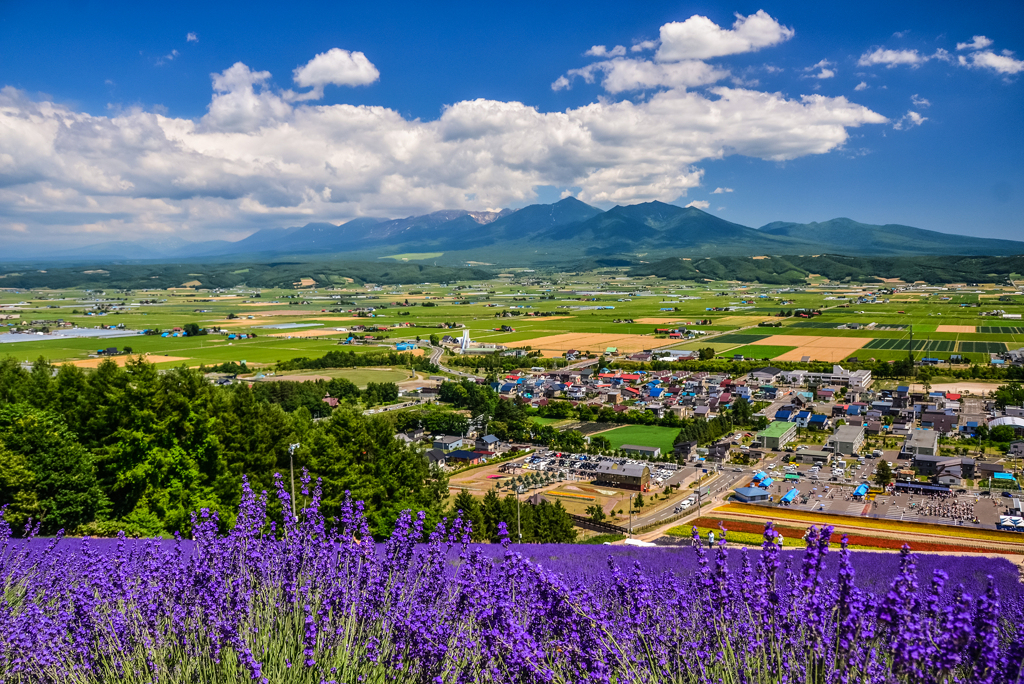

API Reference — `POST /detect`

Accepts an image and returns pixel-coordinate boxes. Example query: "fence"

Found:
[569,514,629,535]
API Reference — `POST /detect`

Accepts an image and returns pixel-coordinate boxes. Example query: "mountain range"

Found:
[12,199,1024,265]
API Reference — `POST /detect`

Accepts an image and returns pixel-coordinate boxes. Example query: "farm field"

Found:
[256,368,414,386]
[728,344,797,359]
[752,334,870,362]
[0,270,1021,368]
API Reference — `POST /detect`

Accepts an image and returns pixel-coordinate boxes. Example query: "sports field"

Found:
[598,425,680,455]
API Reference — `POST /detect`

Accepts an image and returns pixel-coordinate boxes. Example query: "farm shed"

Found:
[733,487,769,503]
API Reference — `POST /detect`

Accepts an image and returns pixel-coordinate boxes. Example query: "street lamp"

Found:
[288,443,300,519]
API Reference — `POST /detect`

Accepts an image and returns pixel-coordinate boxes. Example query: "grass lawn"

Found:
[600,425,680,455]
[531,416,570,426]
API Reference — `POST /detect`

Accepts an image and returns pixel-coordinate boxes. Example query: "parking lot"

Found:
[742,446,1008,528]
[519,450,685,489]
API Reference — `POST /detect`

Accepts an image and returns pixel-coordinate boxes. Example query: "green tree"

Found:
[874,460,893,488]
[634,492,645,510]
[698,347,716,361]
[450,489,486,540]
[0,441,40,532]
[586,504,606,523]
[0,404,104,535]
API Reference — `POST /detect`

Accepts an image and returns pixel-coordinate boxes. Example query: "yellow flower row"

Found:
[547,491,597,501]
[718,503,1024,545]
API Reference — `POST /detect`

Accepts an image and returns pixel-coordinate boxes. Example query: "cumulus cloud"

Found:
[288,48,379,100]
[0,37,887,245]
[186,32,198,43]
[801,59,835,79]
[562,57,728,93]
[585,45,626,58]
[712,187,733,194]
[958,50,1024,75]
[854,81,868,91]
[957,35,993,51]
[656,10,794,61]
[550,75,570,91]
[631,40,658,53]
[911,94,931,107]
[685,200,710,209]
[893,110,927,130]
[857,48,929,68]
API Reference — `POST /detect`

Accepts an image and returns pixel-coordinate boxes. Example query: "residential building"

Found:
[904,429,939,457]
[829,425,866,456]
[433,435,464,451]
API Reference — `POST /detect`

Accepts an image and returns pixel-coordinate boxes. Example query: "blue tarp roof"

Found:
[752,471,766,482]
[780,488,799,504]
[994,472,1016,480]
[853,484,869,497]
[759,477,774,488]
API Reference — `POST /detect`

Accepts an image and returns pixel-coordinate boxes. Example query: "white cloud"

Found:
[186,32,198,43]
[555,11,798,94]
[911,94,931,107]
[893,110,927,130]
[801,60,835,80]
[712,187,733,194]
[764,65,783,74]
[0,42,887,245]
[958,50,1024,74]
[585,45,626,58]
[805,59,833,70]
[854,81,868,91]
[656,10,794,61]
[957,35,993,51]
[685,200,710,209]
[564,57,729,93]
[892,30,910,39]
[857,48,928,68]
[289,48,379,100]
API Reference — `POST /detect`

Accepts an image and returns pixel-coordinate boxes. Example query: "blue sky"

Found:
[1,0,1022,250]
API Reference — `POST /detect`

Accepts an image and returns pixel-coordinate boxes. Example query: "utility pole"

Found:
[288,443,300,519]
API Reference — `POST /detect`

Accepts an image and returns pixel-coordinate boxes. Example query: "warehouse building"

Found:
[619,444,662,459]
[593,461,651,491]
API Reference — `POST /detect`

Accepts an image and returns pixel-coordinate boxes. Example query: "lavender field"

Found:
[1,475,1022,683]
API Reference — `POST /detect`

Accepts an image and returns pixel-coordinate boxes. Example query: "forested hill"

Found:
[0,356,451,539]
[0,261,493,290]
[14,198,1024,265]
[630,254,1024,285]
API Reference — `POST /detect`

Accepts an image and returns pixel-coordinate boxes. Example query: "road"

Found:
[428,345,484,380]
[627,465,751,530]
